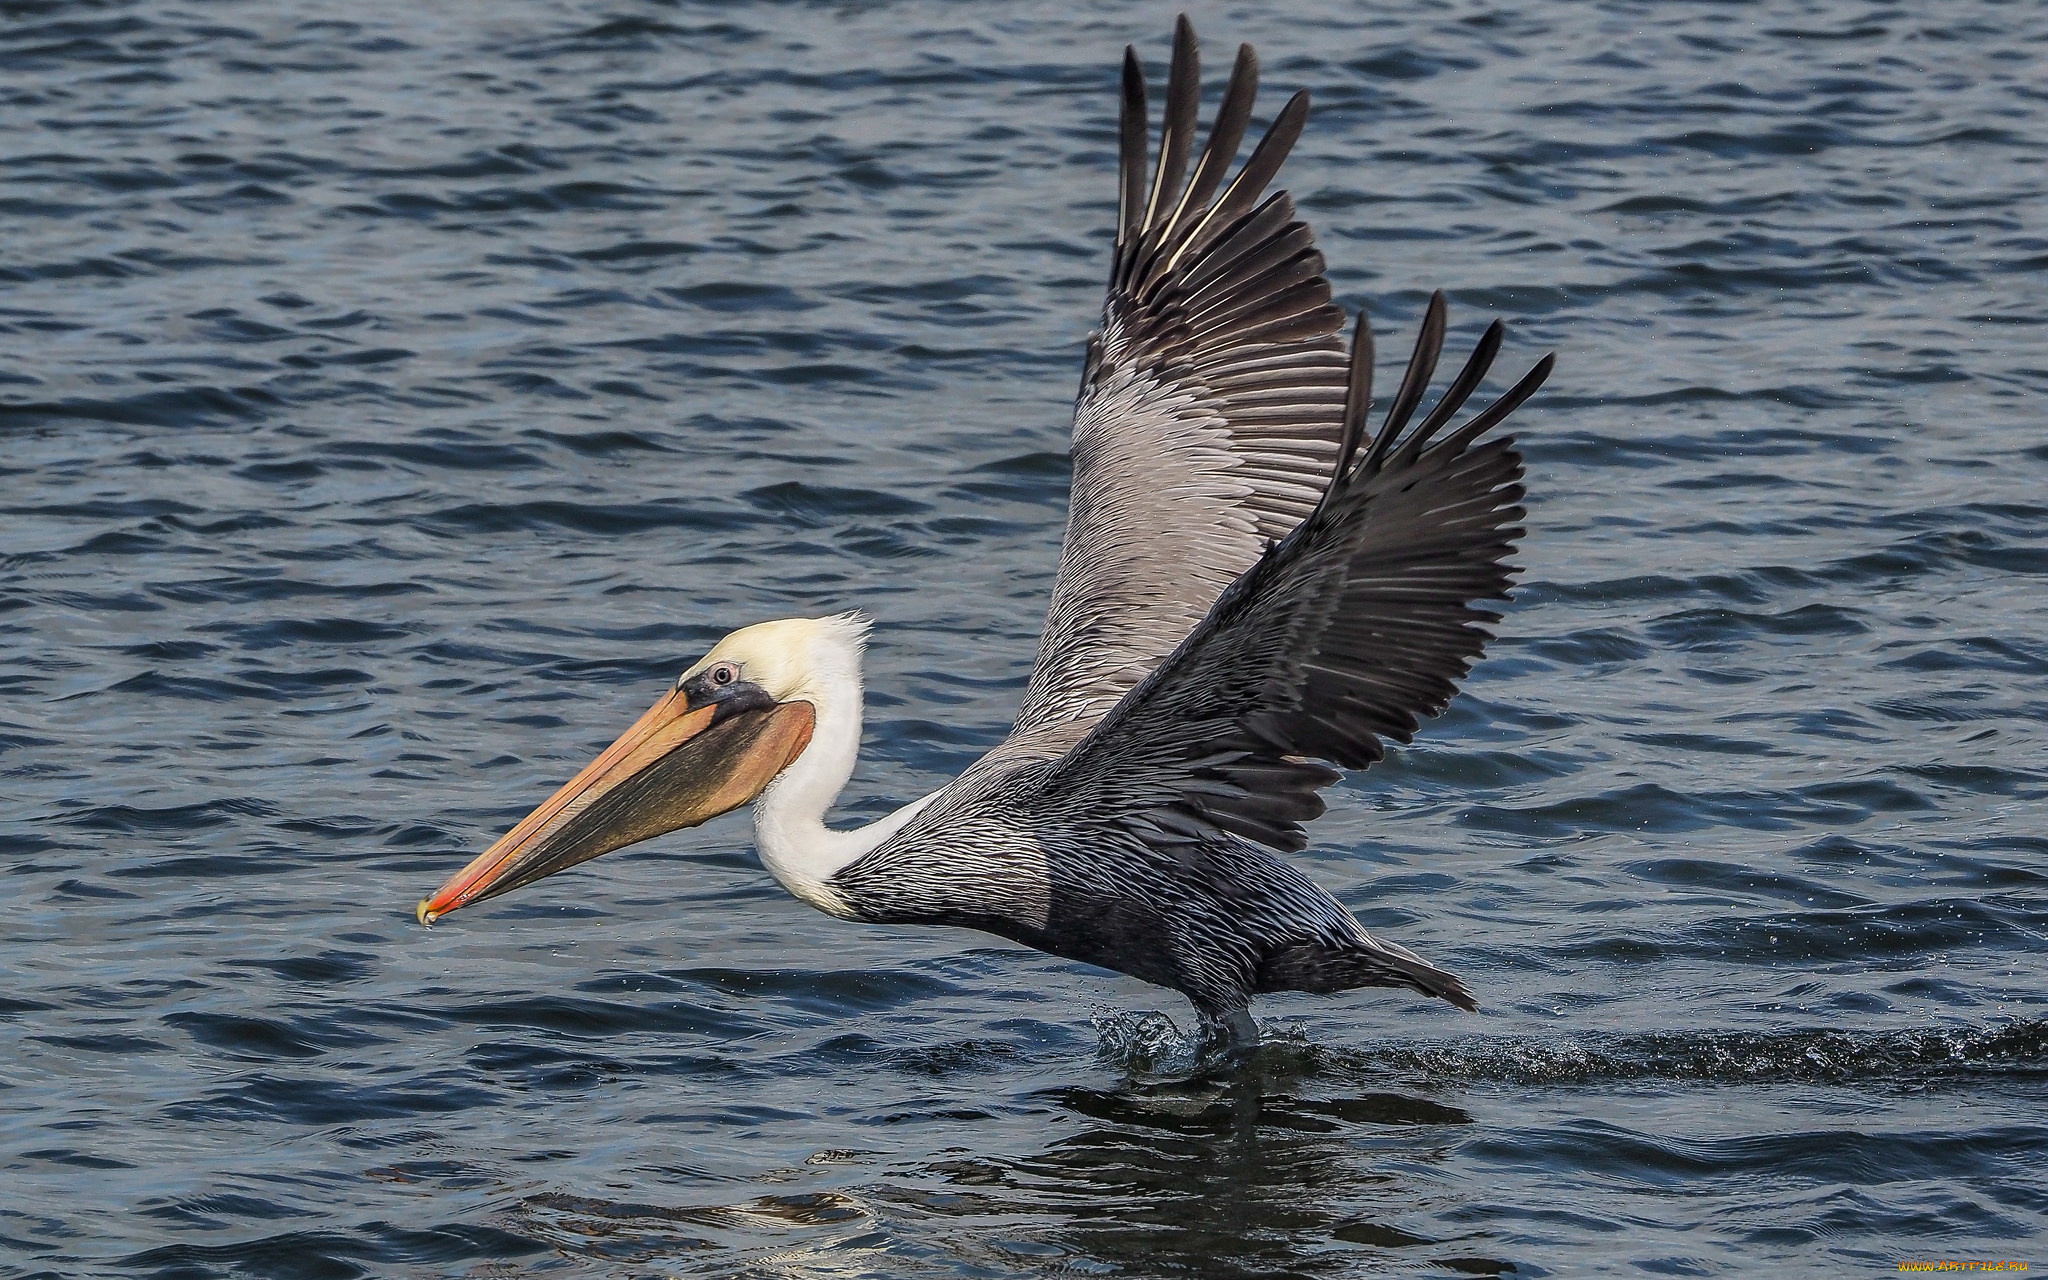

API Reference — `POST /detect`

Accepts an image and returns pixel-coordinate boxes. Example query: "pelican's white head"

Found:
[679,611,869,709]
[417,613,871,923]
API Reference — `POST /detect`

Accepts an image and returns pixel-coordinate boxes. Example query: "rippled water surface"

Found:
[4,1,2046,1275]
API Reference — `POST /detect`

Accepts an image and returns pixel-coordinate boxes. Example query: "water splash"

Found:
[1091,1011,1210,1079]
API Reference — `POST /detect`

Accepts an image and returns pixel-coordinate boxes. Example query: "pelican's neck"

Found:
[751,644,933,918]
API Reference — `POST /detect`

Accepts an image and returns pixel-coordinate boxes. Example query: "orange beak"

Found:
[417,688,815,924]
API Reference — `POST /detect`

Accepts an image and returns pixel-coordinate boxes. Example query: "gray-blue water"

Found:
[3,2,2045,1275]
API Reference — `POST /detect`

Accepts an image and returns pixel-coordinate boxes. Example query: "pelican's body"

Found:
[420,20,1552,1046]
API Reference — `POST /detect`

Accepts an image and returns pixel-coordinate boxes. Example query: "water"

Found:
[3,1,2044,1274]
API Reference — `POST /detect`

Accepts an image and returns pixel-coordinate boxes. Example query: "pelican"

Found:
[418,18,1552,1049]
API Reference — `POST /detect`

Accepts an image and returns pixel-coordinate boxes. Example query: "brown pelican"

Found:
[418,19,1552,1049]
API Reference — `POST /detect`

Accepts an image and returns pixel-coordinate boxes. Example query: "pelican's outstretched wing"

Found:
[1009,18,1352,748]
[838,303,1549,943]
[1031,305,1553,851]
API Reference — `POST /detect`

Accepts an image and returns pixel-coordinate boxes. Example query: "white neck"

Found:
[750,640,934,918]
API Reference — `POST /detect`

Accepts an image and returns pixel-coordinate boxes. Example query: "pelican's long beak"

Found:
[417,688,815,924]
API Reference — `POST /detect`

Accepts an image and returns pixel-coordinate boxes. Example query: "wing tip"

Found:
[1344,297,1553,481]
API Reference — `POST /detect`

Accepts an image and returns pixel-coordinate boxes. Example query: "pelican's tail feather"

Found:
[1256,933,1478,1012]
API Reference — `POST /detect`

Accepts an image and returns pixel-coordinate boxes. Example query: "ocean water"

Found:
[2,1,2045,1275]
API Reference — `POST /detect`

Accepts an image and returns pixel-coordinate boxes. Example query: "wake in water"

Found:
[1093,1013,2048,1088]
[1337,1020,2048,1088]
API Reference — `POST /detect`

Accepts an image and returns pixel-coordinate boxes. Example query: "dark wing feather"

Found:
[1023,307,1552,852]
[1007,22,1351,751]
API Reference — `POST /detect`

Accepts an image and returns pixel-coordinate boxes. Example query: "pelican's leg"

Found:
[1194,1004,1260,1057]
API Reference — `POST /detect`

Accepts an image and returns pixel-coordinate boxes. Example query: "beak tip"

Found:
[416,898,439,927]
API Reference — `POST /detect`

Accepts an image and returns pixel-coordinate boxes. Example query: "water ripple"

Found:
[1,0,2044,1276]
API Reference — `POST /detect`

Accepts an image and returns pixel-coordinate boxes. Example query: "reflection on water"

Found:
[457,1018,2047,1275]
[520,1047,1494,1278]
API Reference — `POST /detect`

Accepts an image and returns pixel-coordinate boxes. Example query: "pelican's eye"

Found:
[709,662,739,687]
